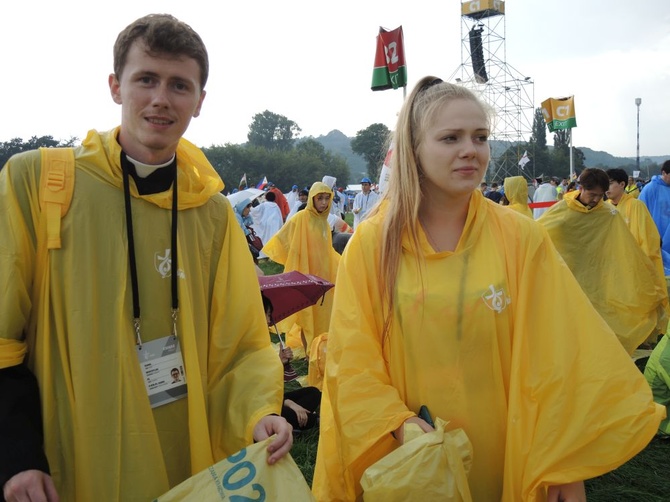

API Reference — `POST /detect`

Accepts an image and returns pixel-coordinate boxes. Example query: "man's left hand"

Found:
[253,415,293,464]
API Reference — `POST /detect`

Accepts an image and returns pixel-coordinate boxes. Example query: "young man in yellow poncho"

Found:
[313,77,664,502]
[262,181,340,353]
[606,168,666,286]
[538,168,668,354]
[0,14,292,501]
[502,175,532,217]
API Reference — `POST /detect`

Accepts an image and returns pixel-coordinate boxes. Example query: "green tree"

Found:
[295,138,327,158]
[550,129,585,178]
[519,108,551,178]
[0,136,78,170]
[350,123,390,182]
[247,110,301,151]
[494,144,533,180]
[201,140,350,194]
[553,129,570,154]
[529,108,547,150]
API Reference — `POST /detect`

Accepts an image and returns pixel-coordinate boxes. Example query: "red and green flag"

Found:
[371,26,407,91]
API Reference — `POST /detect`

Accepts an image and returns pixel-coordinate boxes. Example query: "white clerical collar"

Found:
[126,154,176,178]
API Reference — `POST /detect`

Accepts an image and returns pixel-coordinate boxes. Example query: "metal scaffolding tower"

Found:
[449,1,535,181]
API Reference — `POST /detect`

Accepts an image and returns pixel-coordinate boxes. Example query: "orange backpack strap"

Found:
[39,147,75,249]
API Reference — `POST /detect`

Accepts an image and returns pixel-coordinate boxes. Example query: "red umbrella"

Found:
[258,271,334,325]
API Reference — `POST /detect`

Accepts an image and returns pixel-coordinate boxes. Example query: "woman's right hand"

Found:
[393,416,435,444]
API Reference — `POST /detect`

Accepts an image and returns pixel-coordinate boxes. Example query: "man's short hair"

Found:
[265,191,276,202]
[606,168,628,185]
[662,160,670,175]
[579,168,609,192]
[113,14,209,90]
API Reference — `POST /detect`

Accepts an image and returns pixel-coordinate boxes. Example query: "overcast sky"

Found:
[2,0,669,158]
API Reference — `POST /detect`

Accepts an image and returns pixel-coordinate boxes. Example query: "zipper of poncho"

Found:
[122,156,179,348]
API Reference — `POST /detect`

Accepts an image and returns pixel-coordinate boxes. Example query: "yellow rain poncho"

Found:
[313,189,663,501]
[539,195,668,353]
[0,129,283,500]
[262,182,340,351]
[503,175,532,217]
[614,191,666,284]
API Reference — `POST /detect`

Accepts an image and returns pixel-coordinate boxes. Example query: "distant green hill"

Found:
[578,147,669,171]
[306,130,367,178]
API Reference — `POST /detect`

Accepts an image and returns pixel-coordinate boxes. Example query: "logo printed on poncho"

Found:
[482,284,511,313]
[154,248,186,279]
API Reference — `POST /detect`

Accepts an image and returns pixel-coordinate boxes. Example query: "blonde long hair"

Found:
[369,76,491,337]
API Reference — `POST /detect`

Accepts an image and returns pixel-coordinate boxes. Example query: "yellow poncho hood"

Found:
[78,127,224,208]
[503,176,532,217]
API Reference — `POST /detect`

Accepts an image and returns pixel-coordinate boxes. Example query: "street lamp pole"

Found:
[635,97,642,177]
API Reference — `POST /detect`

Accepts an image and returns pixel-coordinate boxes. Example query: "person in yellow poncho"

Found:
[0,14,292,501]
[262,182,340,352]
[312,77,664,501]
[626,175,641,198]
[606,168,666,289]
[538,168,668,354]
[502,175,532,217]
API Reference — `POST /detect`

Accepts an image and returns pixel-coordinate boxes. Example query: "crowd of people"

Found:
[1,12,669,502]
[231,174,371,265]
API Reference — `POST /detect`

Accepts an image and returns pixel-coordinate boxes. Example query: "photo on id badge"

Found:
[136,335,188,408]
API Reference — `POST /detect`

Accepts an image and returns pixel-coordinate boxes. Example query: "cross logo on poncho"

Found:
[482,284,511,314]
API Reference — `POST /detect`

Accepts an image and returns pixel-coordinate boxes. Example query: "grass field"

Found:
[259,240,670,499]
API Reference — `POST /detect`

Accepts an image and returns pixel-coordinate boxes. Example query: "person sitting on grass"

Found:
[263,294,321,432]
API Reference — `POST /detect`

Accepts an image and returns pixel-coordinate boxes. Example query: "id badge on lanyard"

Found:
[124,155,187,408]
[136,335,187,408]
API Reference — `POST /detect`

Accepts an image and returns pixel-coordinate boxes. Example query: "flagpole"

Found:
[569,129,574,179]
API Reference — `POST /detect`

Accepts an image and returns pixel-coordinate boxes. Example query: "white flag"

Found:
[239,173,247,187]
[518,151,530,170]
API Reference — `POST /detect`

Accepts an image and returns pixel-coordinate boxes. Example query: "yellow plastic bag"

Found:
[360,417,473,502]
[307,333,328,390]
[154,436,315,501]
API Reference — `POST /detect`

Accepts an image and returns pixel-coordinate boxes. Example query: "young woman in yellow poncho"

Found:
[312,77,664,501]
[262,182,340,352]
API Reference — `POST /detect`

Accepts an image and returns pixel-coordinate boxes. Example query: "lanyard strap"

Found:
[122,156,179,346]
